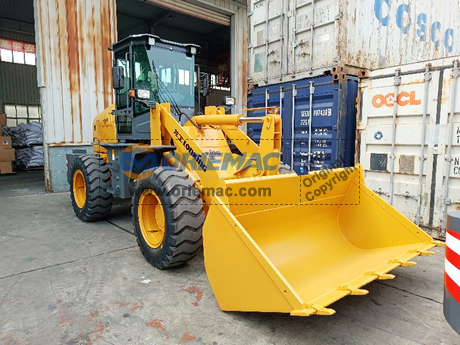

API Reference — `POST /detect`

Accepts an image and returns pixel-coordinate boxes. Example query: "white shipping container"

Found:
[249,0,460,86]
[358,57,460,239]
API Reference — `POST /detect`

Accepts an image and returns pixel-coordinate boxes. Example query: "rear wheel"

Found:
[70,155,113,221]
[132,167,205,269]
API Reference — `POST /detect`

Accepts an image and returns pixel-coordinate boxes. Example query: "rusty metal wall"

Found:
[249,0,460,87]
[34,0,117,191]
[35,0,117,145]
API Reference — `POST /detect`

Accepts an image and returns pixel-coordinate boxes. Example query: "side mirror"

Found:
[112,66,125,90]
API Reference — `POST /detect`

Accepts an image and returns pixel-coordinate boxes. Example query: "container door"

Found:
[247,77,357,175]
[433,64,460,233]
[287,0,339,78]
[247,85,286,159]
[291,80,340,174]
[359,67,440,230]
[250,0,286,85]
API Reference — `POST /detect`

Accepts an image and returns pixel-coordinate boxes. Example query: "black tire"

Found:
[70,154,113,221]
[132,167,205,269]
[279,161,297,175]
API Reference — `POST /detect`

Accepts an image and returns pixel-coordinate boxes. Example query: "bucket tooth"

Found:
[389,259,417,267]
[408,249,436,256]
[290,308,317,317]
[432,240,446,247]
[366,271,396,280]
[337,285,369,295]
[310,305,336,316]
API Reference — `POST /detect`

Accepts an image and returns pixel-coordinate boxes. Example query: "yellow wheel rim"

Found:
[138,189,165,249]
[73,169,87,209]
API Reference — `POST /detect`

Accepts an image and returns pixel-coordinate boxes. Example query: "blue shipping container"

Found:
[247,75,358,175]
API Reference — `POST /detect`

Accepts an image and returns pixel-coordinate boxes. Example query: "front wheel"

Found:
[70,155,113,221]
[132,167,205,269]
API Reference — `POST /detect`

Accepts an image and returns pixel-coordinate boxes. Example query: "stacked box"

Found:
[0,114,14,174]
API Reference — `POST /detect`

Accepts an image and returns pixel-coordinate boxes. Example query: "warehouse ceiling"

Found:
[117,0,230,68]
[0,0,35,34]
[117,0,224,36]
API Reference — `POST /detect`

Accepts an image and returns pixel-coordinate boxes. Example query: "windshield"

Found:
[133,44,195,111]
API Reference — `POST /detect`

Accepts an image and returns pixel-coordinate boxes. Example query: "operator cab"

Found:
[110,34,199,141]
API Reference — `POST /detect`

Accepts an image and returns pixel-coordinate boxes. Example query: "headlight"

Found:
[137,89,151,99]
[190,46,197,55]
[148,37,155,46]
[223,96,235,106]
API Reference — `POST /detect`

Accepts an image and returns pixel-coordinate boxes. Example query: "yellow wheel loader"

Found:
[68,34,443,317]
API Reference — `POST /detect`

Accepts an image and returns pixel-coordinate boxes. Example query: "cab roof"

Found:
[108,34,200,53]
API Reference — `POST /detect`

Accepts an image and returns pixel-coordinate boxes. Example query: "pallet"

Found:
[25,166,44,171]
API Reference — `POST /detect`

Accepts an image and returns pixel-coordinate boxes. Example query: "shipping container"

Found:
[358,57,460,239]
[247,75,358,174]
[248,0,460,86]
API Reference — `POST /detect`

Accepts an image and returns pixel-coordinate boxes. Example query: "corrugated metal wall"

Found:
[34,0,117,191]
[0,62,40,107]
[34,0,117,145]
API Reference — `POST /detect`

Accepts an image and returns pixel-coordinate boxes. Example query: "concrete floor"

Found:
[0,171,459,345]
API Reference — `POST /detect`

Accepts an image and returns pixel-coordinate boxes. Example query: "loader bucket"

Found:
[203,165,439,316]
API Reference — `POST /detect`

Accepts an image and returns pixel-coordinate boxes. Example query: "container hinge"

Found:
[453,60,460,79]
[394,191,419,201]
[333,125,339,131]
[394,69,401,86]
[445,198,452,206]
[424,64,432,82]
[418,154,427,161]
[373,188,390,197]
[248,43,253,49]
[247,11,253,17]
